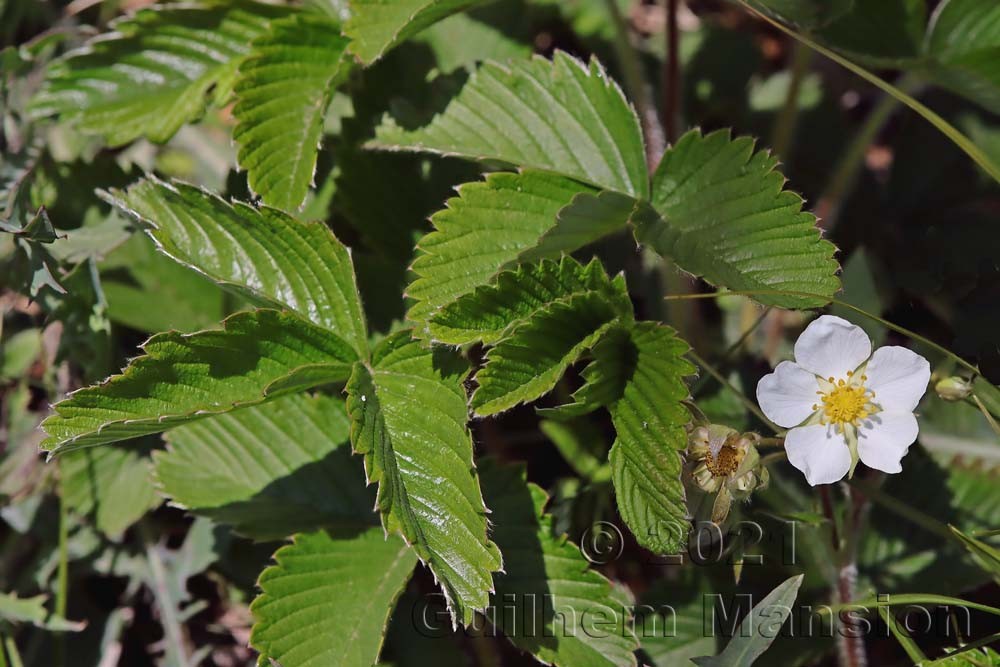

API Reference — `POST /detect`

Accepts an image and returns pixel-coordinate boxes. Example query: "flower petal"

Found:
[756,361,821,428]
[857,411,919,474]
[785,424,851,486]
[793,315,872,380]
[865,346,931,413]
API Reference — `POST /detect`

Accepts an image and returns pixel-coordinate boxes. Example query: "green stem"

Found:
[663,289,981,376]
[740,1,1000,184]
[819,76,916,228]
[770,40,813,161]
[55,466,69,667]
[686,349,781,433]
[877,604,929,665]
[2,636,21,667]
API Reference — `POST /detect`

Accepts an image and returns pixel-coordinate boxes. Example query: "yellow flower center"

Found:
[814,372,878,429]
[705,441,743,477]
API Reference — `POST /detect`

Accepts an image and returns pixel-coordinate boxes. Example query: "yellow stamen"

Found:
[818,378,879,427]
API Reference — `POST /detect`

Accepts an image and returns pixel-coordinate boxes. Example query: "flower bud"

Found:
[935,376,972,402]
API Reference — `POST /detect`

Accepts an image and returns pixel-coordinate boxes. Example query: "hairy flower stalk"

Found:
[756,315,930,486]
[687,425,769,523]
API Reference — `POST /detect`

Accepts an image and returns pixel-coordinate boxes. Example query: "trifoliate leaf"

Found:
[429,256,626,345]
[372,52,649,197]
[408,170,644,328]
[251,528,418,667]
[109,178,368,357]
[345,331,501,626]
[479,460,639,667]
[29,1,289,145]
[156,393,375,541]
[471,286,633,416]
[233,14,350,210]
[61,441,159,539]
[41,309,357,454]
[635,129,840,309]
[606,322,695,555]
[345,0,487,64]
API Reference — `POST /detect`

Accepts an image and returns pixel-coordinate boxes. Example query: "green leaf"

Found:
[29,1,289,146]
[0,328,40,380]
[430,256,627,346]
[100,233,226,334]
[110,178,368,357]
[408,170,643,327]
[0,592,84,632]
[538,419,611,482]
[746,0,852,28]
[372,53,649,197]
[471,287,633,416]
[250,527,418,667]
[636,129,840,309]
[41,309,357,454]
[414,6,532,73]
[345,331,501,626]
[233,14,350,210]
[816,0,926,66]
[345,0,486,64]
[606,322,694,555]
[479,460,639,667]
[950,525,1000,585]
[61,441,160,539]
[925,0,1000,115]
[156,393,375,541]
[691,574,804,667]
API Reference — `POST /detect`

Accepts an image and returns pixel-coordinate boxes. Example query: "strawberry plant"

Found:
[2,1,999,666]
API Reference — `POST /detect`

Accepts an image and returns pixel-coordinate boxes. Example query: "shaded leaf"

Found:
[479,460,639,667]
[250,527,418,666]
[156,393,374,541]
[346,0,487,64]
[61,441,160,539]
[346,331,501,626]
[41,309,357,454]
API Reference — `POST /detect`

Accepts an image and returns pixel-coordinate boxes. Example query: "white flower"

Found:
[755,315,930,486]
